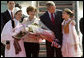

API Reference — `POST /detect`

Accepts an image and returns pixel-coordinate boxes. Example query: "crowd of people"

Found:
[1,1,83,57]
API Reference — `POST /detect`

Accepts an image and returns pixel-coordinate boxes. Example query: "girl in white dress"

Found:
[61,8,82,57]
[1,7,26,57]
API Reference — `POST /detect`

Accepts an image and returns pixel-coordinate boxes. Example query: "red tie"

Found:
[51,13,55,24]
[11,11,14,19]
[11,11,15,28]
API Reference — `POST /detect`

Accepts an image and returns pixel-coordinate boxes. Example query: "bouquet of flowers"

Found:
[35,30,61,48]
[12,23,61,48]
[12,23,40,40]
[12,24,27,40]
[12,31,27,40]
[24,23,61,48]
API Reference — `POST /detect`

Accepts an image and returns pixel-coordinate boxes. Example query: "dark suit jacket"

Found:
[40,10,63,45]
[1,13,4,33]
[80,18,83,34]
[2,10,12,28]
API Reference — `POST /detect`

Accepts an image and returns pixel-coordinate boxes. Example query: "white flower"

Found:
[25,23,40,33]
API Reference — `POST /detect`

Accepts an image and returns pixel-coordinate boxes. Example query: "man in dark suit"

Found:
[1,1,15,57]
[40,1,63,57]
[79,17,83,55]
[1,1,15,29]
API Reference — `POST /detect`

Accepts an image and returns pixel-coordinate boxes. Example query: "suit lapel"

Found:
[54,10,58,25]
[6,10,12,20]
[46,12,52,24]
[41,11,56,31]
[54,10,61,26]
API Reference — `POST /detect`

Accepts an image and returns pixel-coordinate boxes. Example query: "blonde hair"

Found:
[64,8,74,18]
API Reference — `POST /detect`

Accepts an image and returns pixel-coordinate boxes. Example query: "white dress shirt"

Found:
[8,9,14,18]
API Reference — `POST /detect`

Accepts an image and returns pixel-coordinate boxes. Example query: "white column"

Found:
[31,1,36,7]
[77,1,83,34]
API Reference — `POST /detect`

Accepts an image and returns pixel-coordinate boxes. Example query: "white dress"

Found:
[61,19,82,57]
[1,19,26,57]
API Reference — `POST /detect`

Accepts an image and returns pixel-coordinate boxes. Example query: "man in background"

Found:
[1,1,15,30]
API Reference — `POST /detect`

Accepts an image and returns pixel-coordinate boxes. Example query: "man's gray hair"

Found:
[46,1,55,8]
